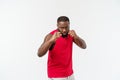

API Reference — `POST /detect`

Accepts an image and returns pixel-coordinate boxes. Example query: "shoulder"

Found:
[49,29,58,35]
[44,29,58,42]
[44,29,56,41]
[44,33,52,41]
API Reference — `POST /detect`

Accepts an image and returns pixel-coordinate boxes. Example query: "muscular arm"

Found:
[37,34,54,57]
[69,30,87,49]
[73,35,87,49]
[37,32,61,57]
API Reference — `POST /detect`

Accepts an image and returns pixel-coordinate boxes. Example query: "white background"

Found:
[0,0,120,80]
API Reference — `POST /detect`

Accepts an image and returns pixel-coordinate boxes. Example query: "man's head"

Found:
[57,16,70,37]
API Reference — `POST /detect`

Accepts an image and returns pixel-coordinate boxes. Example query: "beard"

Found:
[61,32,68,38]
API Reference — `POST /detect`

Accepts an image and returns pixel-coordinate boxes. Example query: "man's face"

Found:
[57,21,70,36]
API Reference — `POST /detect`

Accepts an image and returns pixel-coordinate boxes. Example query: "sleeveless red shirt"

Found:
[47,29,74,78]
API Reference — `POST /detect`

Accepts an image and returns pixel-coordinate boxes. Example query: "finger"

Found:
[70,34,74,37]
[69,33,73,37]
[56,32,62,37]
[68,30,72,34]
[58,32,62,36]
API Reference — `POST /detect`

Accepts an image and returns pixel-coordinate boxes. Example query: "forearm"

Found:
[38,40,54,57]
[74,35,87,49]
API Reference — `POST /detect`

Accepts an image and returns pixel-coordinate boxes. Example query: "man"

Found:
[37,16,87,80]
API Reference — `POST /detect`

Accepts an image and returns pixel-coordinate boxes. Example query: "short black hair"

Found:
[57,16,70,23]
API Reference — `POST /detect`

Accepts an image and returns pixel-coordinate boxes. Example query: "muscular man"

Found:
[37,16,87,80]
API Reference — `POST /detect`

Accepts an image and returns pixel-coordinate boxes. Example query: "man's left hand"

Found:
[68,30,77,38]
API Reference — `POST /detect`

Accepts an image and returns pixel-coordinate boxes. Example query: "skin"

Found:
[37,21,87,57]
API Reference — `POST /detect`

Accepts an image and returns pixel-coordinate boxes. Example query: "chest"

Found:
[54,35,73,50]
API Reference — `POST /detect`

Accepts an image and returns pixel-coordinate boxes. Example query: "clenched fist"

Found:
[68,30,77,38]
[50,32,62,42]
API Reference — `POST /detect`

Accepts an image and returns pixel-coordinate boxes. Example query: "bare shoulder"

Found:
[44,33,52,42]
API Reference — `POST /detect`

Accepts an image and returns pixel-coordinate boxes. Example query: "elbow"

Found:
[37,47,44,57]
[82,42,87,49]
[37,48,48,57]
[82,45,87,49]
[83,46,86,49]
[37,49,47,57]
[37,52,42,57]
[37,51,44,57]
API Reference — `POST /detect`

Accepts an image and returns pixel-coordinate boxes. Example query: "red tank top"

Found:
[47,29,74,78]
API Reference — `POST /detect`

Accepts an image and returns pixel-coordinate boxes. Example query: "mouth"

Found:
[62,32,67,35]
[62,32,68,38]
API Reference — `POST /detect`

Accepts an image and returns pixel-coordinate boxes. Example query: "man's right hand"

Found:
[49,32,62,42]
